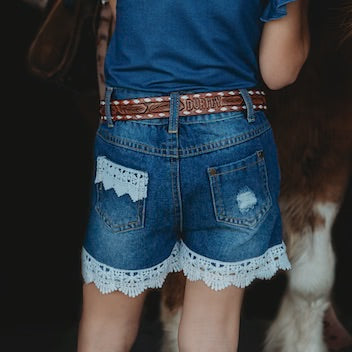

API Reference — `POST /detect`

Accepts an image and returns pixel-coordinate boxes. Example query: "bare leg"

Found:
[178,279,245,352]
[77,282,148,352]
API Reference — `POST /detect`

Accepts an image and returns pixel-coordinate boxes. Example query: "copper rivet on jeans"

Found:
[257,150,264,159]
[209,168,216,175]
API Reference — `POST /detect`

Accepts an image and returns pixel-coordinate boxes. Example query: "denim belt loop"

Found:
[105,86,114,128]
[239,88,256,123]
[168,91,180,134]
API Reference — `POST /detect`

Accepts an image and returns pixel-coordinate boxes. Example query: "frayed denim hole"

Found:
[236,185,258,214]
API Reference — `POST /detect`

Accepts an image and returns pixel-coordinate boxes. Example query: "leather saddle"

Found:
[27,0,101,93]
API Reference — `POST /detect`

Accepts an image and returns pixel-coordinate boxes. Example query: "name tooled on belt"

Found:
[183,96,222,111]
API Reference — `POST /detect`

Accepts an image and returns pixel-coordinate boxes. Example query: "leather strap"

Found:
[100,88,267,121]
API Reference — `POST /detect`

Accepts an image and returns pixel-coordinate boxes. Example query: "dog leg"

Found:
[264,202,339,352]
[160,302,182,352]
[159,272,185,352]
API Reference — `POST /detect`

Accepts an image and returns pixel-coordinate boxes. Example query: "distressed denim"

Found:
[81,86,292,297]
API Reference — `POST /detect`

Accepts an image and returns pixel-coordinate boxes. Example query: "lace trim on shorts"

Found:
[81,240,291,297]
[179,240,291,290]
[81,242,182,297]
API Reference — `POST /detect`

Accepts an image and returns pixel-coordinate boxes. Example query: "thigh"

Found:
[181,279,245,328]
[179,279,245,349]
[77,283,148,352]
[80,282,148,323]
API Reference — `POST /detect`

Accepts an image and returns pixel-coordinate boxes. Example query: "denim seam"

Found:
[170,157,179,234]
[96,124,271,157]
[100,111,245,126]
[98,124,269,152]
[181,125,271,156]
[210,160,260,176]
[175,158,183,235]
[180,113,246,125]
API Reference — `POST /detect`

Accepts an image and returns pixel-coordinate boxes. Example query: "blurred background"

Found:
[2,1,352,351]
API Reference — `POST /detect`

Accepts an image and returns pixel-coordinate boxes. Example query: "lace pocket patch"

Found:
[95,156,149,202]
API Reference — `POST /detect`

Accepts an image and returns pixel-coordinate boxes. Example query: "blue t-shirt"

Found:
[105,0,296,93]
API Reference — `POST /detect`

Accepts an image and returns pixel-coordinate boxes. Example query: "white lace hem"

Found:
[81,240,292,297]
[179,240,292,290]
[81,242,182,297]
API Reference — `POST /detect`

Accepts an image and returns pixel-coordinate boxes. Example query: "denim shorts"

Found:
[81,86,292,297]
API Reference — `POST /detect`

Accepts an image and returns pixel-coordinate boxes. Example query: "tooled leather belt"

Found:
[100,88,267,122]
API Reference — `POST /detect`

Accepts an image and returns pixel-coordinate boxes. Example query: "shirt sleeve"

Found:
[260,0,298,22]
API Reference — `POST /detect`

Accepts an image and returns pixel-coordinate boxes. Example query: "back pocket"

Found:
[94,156,148,233]
[207,150,272,229]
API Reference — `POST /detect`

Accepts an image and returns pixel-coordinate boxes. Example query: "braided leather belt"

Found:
[100,88,267,122]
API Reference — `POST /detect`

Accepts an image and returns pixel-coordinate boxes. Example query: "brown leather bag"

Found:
[27,0,101,93]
